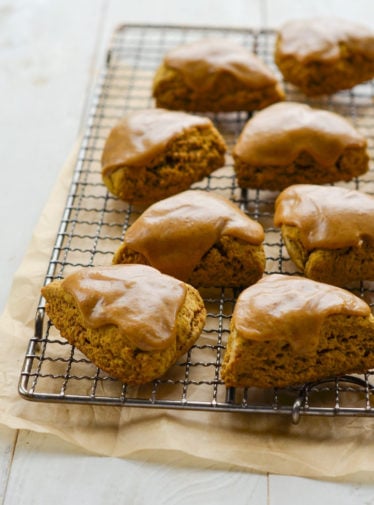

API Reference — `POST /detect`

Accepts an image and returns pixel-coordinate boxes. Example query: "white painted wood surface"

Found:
[1,0,374,502]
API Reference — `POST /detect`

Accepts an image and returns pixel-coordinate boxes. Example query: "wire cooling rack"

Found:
[18,24,374,423]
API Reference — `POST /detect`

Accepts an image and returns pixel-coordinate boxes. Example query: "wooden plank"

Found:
[105,0,263,28]
[94,0,264,71]
[0,427,18,504]
[2,1,374,504]
[265,0,374,28]
[269,475,374,505]
[0,0,106,312]
[4,431,267,505]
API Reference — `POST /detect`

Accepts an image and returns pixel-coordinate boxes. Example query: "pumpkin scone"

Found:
[221,274,374,388]
[113,190,265,288]
[274,184,374,286]
[101,108,226,204]
[152,38,285,112]
[275,17,374,96]
[233,102,369,191]
[42,264,206,384]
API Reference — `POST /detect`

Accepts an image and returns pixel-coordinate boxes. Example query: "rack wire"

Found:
[19,24,374,423]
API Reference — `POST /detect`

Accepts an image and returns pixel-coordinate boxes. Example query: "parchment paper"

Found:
[1,145,374,482]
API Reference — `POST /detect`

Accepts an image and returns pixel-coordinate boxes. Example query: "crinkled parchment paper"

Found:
[1,145,374,481]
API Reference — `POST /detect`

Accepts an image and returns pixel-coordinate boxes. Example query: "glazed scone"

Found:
[152,38,285,112]
[233,102,369,190]
[41,264,206,385]
[274,184,374,286]
[275,17,374,96]
[221,274,374,388]
[101,108,226,204]
[112,190,265,288]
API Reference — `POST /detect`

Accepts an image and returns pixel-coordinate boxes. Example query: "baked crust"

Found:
[112,190,266,288]
[221,275,374,388]
[281,224,374,286]
[274,184,374,286]
[152,38,285,112]
[274,17,374,96]
[113,236,265,288]
[234,147,369,190]
[233,102,369,190]
[42,269,206,385]
[101,110,226,204]
[222,313,374,388]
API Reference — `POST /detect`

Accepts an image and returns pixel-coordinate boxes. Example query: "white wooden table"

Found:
[1,1,374,502]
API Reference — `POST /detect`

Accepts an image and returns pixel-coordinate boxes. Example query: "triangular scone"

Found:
[152,38,285,112]
[42,264,206,384]
[101,108,226,204]
[275,17,374,96]
[274,184,374,286]
[112,190,265,288]
[233,102,368,190]
[221,274,374,388]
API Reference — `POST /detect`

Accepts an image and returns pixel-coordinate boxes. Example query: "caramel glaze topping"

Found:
[101,109,213,176]
[164,38,278,92]
[233,102,367,166]
[277,17,374,63]
[123,190,265,281]
[61,264,187,352]
[233,274,370,353]
[274,184,374,250]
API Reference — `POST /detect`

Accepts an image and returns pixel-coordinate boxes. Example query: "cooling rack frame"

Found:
[18,23,374,424]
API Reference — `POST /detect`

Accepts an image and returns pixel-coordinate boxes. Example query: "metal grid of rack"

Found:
[19,24,374,423]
